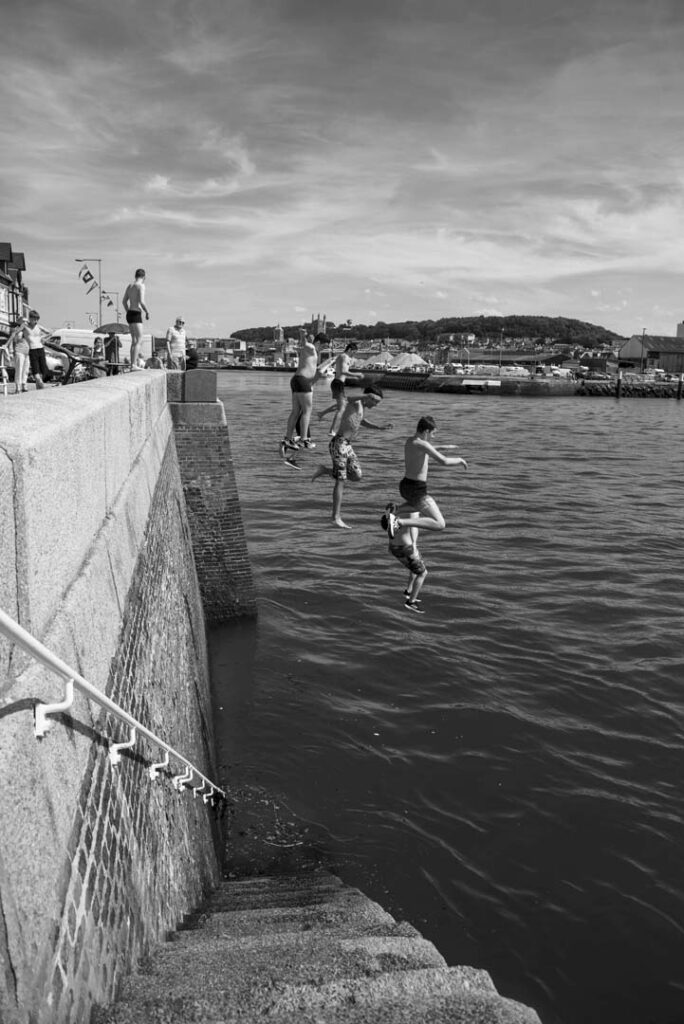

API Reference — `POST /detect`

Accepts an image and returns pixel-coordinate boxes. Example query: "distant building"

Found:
[676,322,684,339]
[619,335,684,374]
[311,312,327,336]
[0,242,29,341]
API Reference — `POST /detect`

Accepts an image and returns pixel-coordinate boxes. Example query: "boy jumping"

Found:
[381,503,428,613]
[384,415,467,538]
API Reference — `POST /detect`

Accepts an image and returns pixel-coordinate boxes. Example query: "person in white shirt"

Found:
[8,317,29,393]
[21,311,49,389]
[165,316,187,370]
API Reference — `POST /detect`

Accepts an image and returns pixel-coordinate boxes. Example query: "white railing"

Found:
[0,608,225,804]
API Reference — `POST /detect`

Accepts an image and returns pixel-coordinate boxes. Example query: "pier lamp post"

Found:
[75,258,102,328]
[641,327,646,375]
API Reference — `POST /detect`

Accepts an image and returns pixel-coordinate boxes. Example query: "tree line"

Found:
[232,315,624,349]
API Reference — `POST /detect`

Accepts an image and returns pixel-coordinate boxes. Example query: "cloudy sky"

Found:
[3,0,684,337]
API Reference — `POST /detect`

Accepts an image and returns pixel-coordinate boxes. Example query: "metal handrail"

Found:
[0,608,225,803]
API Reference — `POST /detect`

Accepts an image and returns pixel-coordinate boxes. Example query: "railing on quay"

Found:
[0,607,225,804]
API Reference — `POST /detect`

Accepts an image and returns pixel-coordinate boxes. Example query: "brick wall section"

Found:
[171,407,257,623]
[0,436,222,1024]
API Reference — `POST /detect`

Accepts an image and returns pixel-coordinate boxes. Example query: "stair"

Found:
[94,870,542,1023]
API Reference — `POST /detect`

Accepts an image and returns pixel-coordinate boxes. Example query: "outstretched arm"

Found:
[416,438,466,468]
[360,418,393,431]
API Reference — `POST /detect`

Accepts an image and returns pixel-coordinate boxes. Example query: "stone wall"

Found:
[168,370,257,622]
[0,374,228,1023]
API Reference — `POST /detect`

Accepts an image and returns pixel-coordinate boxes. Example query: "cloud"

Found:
[4,0,684,336]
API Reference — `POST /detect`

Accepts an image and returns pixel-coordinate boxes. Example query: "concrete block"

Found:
[169,403,227,427]
[165,372,184,403]
[184,370,217,404]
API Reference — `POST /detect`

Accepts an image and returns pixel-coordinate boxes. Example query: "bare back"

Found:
[123,281,145,312]
[334,352,351,381]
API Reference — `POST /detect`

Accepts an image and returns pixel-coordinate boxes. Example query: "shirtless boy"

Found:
[311,384,393,529]
[381,503,428,613]
[316,343,364,436]
[384,415,467,538]
[122,268,149,369]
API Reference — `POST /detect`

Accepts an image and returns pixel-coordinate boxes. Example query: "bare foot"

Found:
[332,517,351,529]
[316,410,325,421]
[311,464,328,482]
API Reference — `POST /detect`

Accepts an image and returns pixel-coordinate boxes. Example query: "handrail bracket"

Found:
[35,678,75,738]
[109,727,137,767]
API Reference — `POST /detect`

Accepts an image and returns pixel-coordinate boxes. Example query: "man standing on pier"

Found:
[122,268,149,370]
[165,316,187,370]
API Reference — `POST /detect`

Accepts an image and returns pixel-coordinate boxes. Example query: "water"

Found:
[209,372,684,1024]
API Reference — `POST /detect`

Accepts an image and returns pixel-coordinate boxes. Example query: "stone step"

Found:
[95,966,539,1024]
[204,884,352,911]
[119,932,447,1000]
[172,915,423,947]
[264,966,541,1022]
[177,892,398,939]
[217,869,343,894]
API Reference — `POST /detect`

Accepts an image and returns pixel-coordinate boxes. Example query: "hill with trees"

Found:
[232,315,624,348]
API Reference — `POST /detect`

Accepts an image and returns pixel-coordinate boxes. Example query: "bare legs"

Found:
[311,464,359,529]
[317,395,347,435]
[285,393,312,443]
[129,322,143,369]
[395,494,445,531]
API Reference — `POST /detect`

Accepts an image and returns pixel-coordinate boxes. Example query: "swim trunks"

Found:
[126,310,143,325]
[331,378,345,399]
[389,541,426,576]
[399,477,429,510]
[328,435,361,481]
[290,374,313,394]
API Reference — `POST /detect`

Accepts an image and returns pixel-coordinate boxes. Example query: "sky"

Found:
[3,0,684,338]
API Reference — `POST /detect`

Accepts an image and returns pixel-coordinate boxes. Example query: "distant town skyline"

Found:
[4,0,684,338]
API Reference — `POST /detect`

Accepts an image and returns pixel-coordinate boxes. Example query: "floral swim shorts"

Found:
[389,541,426,576]
[328,435,361,481]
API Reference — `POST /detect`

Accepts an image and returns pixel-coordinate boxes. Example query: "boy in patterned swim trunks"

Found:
[381,502,428,613]
[311,385,393,529]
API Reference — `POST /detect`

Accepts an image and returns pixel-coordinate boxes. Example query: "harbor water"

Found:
[209,371,684,1024]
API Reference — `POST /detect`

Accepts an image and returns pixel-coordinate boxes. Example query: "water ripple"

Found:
[212,376,684,1024]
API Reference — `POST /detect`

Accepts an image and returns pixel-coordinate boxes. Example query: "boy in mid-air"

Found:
[381,503,427,613]
[311,384,392,529]
[384,415,467,538]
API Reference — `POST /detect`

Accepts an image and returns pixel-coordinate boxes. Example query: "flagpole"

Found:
[102,291,120,321]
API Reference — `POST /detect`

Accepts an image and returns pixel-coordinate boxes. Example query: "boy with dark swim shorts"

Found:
[381,502,427,613]
[384,415,467,538]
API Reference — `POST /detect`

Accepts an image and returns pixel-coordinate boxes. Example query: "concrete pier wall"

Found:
[0,373,243,1023]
